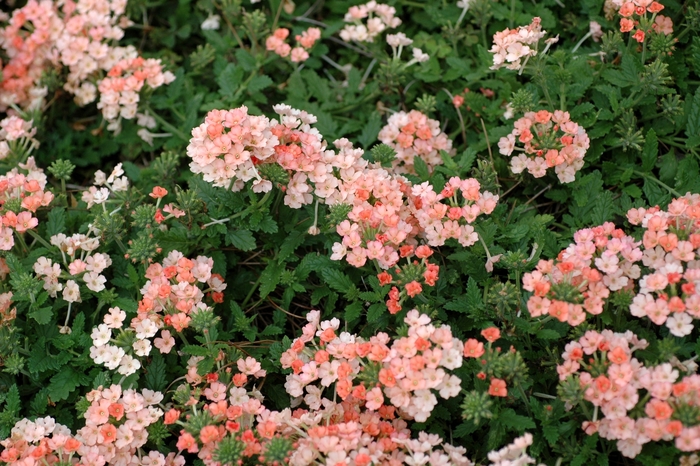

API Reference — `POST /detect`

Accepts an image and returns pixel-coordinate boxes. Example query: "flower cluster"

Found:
[487,433,545,466]
[626,196,700,337]
[489,17,548,71]
[81,162,130,208]
[0,156,52,250]
[378,110,454,175]
[97,54,175,132]
[616,1,669,42]
[558,330,700,458]
[339,1,401,43]
[281,309,464,423]
[76,385,177,466]
[523,222,642,325]
[0,115,39,159]
[89,251,225,375]
[0,416,82,466]
[265,27,321,63]
[498,110,590,183]
[377,245,440,314]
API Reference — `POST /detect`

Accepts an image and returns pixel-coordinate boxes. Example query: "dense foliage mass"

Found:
[1,0,700,464]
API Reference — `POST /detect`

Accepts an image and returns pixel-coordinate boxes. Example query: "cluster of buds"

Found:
[0,416,81,466]
[489,17,549,72]
[0,156,52,250]
[265,27,321,63]
[339,1,401,43]
[616,1,670,42]
[498,110,590,183]
[377,110,454,175]
[0,115,39,159]
[557,330,700,458]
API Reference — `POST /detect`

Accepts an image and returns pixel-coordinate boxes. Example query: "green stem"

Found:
[633,171,681,197]
[144,107,189,142]
[26,229,53,250]
[232,69,260,102]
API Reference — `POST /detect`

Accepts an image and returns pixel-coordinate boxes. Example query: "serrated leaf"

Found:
[259,260,284,299]
[459,148,477,171]
[320,269,355,294]
[590,190,614,225]
[227,228,256,251]
[28,305,52,324]
[641,128,658,172]
[499,408,536,431]
[543,424,560,444]
[358,112,382,149]
[366,303,385,323]
[413,156,430,181]
[248,75,273,94]
[144,352,167,392]
[48,366,80,402]
[235,49,256,71]
[345,301,363,322]
[536,329,561,340]
[46,208,66,237]
[278,231,305,262]
[181,345,211,357]
[217,63,244,97]
[687,87,700,147]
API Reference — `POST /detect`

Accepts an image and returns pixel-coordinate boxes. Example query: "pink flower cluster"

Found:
[487,433,545,466]
[616,1,669,42]
[88,251,225,375]
[339,1,401,43]
[331,174,497,271]
[0,156,52,250]
[525,195,700,334]
[626,196,700,337]
[498,110,590,183]
[76,385,183,466]
[0,115,38,159]
[281,309,464,423]
[265,27,321,63]
[188,105,370,209]
[523,221,642,326]
[0,416,82,466]
[168,351,474,466]
[97,55,175,132]
[377,110,455,175]
[558,329,700,458]
[463,328,512,398]
[489,17,547,71]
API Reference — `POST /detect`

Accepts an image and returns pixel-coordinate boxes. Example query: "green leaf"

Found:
[687,87,700,147]
[320,269,356,295]
[413,156,430,181]
[226,228,256,251]
[235,49,257,71]
[259,260,284,299]
[217,63,244,98]
[248,75,273,94]
[48,366,81,402]
[144,352,168,392]
[278,231,305,262]
[28,305,53,324]
[46,208,66,237]
[641,128,658,172]
[345,301,363,322]
[459,148,477,171]
[499,408,536,431]
[366,303,385,323]
[543,424,560,444]
[536,329,561,340]
[181,345,211,357]
[358,112,382,149]
[590,191,614,225]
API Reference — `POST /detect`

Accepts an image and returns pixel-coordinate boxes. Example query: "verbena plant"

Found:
[1,0,700,464]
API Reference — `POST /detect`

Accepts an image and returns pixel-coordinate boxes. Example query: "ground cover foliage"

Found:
[1,0,700,464]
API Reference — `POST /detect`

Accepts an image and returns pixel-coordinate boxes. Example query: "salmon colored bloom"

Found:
[481,327,500,342]
[488,378,507,397]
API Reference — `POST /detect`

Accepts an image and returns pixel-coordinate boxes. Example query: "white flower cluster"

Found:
[339,1,401,43]
[81,163,129,208]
